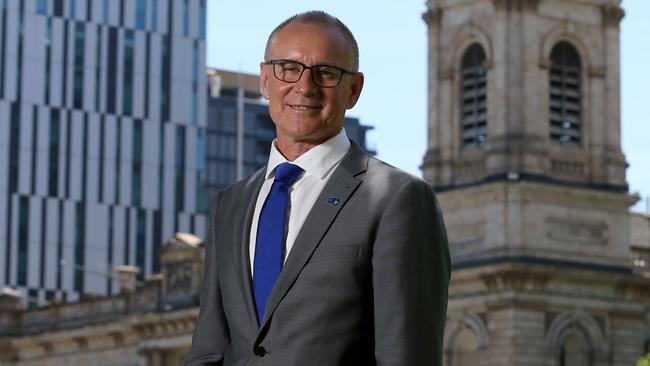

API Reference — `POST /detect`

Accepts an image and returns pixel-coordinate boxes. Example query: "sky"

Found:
[207,1,650,213]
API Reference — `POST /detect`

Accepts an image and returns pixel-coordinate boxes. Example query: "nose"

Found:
[293,68,318,95]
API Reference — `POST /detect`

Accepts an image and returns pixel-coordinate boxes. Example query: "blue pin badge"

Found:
[327,197,340,205]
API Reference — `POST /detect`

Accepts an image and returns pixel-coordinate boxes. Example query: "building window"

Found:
[85,0,92,21]
[448,326,481,366]
[136,0,146,30]
[16,2,24,101]
[95,25,102,111]
[136,209,146,280]
[107,206,114,294]
[102,0,108,23]
[192,41,199,125]
[115,118,122,204]
[9,103,20,193]
[196,129,206,213]
[119,0,125,24]
[48,109,61,196]
[73,23,85,109]
[81,114,89,200]
[54,0,63,16]
[199,0,206,40]
[183,0,189,36]
[175,125,186,212]
[192,91,198,127]
[37,0,48,14]
[74,202,85,293]
[17,197,30,286]
[559,333,589,366]
[106,28,118,113]
[56,202,64,289]
[460,43,487,148]
[132,119,143,206]
[70,0,76,18]
[122,30,134,115]
[152,211,162,273]
[45,19,52,104]
[158,124,164,208]
[160,35,171,121]
[549,41,581,145]
[151,0,158,31]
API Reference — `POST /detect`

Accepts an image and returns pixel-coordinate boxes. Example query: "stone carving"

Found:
[601,5,625,27]
[422,8,442,26]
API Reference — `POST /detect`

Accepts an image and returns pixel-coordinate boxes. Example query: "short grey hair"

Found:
[264,10,359,71]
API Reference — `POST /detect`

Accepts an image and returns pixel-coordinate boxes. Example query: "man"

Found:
[185,11,450,366]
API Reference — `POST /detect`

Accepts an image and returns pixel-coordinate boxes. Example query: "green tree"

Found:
[638,353,650,366]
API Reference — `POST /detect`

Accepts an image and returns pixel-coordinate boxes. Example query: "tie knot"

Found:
[274,163,304,186]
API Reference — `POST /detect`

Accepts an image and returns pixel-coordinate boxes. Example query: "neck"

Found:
[275,129,341,161]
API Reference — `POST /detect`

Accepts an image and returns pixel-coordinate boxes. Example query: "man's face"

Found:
[260,22,364,148]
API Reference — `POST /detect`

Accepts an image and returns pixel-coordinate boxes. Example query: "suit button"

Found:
[253,346,266,357]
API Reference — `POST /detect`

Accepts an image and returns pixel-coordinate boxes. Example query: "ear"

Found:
[260,62,270,99]
[345,72,364,109]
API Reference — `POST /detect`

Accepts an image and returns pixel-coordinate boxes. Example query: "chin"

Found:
[284,122,321,137]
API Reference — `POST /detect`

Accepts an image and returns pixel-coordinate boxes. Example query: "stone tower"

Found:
[421,0,650,365]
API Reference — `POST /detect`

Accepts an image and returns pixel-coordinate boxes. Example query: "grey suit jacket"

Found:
[184,142,450,366]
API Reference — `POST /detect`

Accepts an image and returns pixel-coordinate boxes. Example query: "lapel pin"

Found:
[327,197,340,205]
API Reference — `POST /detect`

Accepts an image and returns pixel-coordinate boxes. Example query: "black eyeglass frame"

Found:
[264,59,357,88]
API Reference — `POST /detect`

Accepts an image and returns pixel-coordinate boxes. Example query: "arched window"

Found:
[449,327,481,366]
[460,43,488,147]
[559,332,589,366]
[549,41,581,145]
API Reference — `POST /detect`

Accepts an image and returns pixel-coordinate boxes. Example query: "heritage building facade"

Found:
[0,233,203,366]
[421,0,650,365]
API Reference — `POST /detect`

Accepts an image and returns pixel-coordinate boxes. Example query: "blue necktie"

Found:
[253,162,304,324]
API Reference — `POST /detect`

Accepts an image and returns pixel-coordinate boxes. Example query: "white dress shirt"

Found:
[249,129,351,277]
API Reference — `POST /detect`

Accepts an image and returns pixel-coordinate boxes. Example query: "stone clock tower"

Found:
[422,0,650,365]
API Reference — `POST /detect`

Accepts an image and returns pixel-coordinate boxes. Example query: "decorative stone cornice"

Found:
[491,0,540,13]
[422,7,442,27]
[614,279,650,302]
[615,282,650,301]
[601,5,625,28]
[480,268,553,292]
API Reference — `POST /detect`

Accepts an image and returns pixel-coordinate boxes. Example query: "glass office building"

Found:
[0,0,207,304]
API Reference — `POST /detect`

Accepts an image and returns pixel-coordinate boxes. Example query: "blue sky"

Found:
[207,1,649,213]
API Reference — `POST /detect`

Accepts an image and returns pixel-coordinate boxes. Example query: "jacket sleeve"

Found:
[372,179,451,366]
[184,193,231,366]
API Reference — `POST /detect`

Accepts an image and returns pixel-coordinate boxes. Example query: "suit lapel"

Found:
[232,169,265,332]
[258,143,369,330]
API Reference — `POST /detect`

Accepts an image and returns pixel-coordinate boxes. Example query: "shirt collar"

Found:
[265,128,351,180]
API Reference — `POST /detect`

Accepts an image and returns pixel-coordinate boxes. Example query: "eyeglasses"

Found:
[264,59,356,88]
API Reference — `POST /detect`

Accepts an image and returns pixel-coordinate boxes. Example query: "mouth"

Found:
[288,104,322,111]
